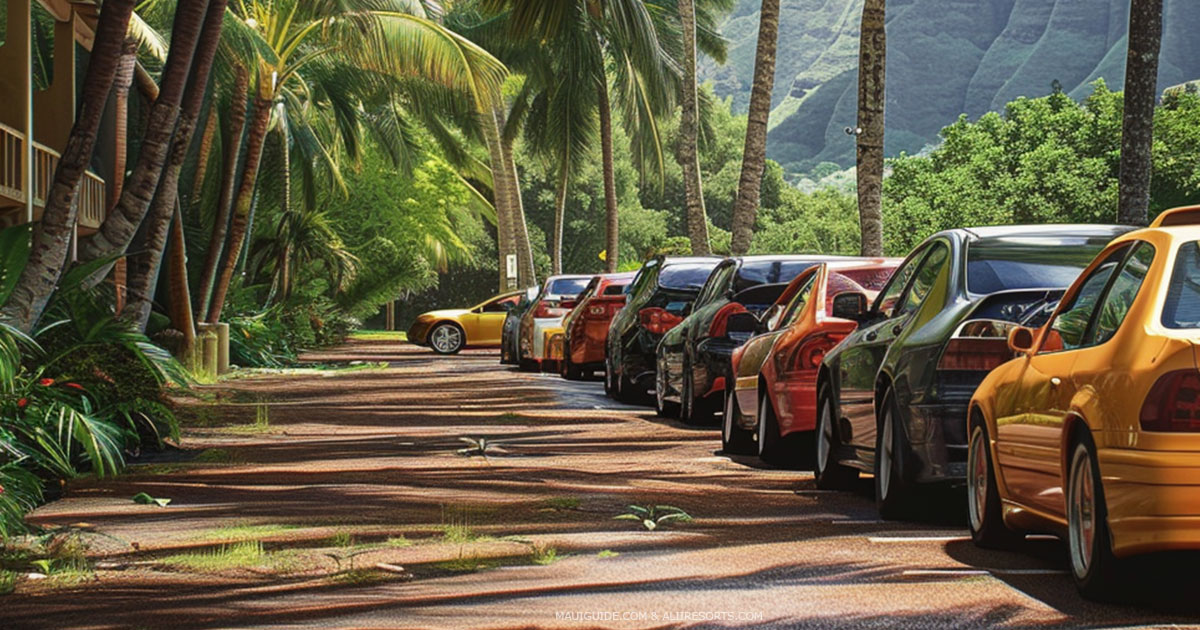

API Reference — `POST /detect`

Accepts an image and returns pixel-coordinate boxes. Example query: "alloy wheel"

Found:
[817,397,835,476]
[967,426,988,535]
[879,405,894,499]
[430,325,462,354]
[1068,444,1097,579]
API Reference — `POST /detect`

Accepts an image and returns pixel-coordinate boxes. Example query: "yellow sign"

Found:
[598,250,607,262]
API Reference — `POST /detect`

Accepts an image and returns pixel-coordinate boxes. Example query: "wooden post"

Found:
[385,301,395,331]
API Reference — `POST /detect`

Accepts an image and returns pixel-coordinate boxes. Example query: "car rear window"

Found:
[735,260,818,291]
[603,284,627,296]
[1163,241,1200,329]
[966,236,1110,295]
[548,277,590,297]
[659,263,720,291]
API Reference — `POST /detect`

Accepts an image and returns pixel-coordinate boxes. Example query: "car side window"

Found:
[697,264,735,307]
[779,274,818,327]
[874,247,926,318]
[482,295,518,313]
[1088,242,1155,346]
[897,243,950,318]
[1042,245,1132,353]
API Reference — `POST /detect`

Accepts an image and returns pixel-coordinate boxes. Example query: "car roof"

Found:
[660,256,723,265]
[955,224,1133,240]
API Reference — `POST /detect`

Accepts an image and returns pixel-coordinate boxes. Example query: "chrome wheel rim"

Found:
[967,426,987,534]
[655,366,666,413]
[431,326,461,353]
[879,406,894,498]
[817,397,834,475]
[1068,445,1096,579]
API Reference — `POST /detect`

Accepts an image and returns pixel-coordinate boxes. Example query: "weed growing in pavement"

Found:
[597,550,619,558]
[0,570,16,594]
[332,568,390,585]
[614,505,692,531]
[330,531,355,547]
[194,523,298,542]
[385,536,413,548]
[161,541,270,572]
[437,550,496,573]
[529,542,562,565]
[540,497,580,511]
[441,524,488,544]
[323,547,375,573]
[192,448,242,464]
[456,436,508,459]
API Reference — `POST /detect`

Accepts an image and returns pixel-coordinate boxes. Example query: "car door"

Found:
[996,244,1133,515]
[475,294,520,345]
[838,244,940,451]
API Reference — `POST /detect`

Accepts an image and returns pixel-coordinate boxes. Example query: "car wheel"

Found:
[655,364,680,418]
[429,323,464,355]
[757,390,799,467]
[562,351,584,381]
[680,359,714,426]
[875,389,915,520]
[815,383,858,490]
[722,390,755,454]
[967,415,1022,549]
[604,357,616,397]
[1067,433,1122,600]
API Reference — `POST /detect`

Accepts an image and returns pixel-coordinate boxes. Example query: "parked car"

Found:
[408,289,525,354]
[815,224,1134,519]
[559,272,636,380]
[656,255,861,424]
[724,261,899,466]
[605,256,722,402]
[501,286,538,365]
[967,206,1200,599]
[517,275,593,371]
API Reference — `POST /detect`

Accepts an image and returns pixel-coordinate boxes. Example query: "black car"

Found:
[815,224,1135,519]
[604,256,722,402]
[500,286,538,365]
[656,255,856,424]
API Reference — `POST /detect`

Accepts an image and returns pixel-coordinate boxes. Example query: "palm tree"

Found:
[728,0,779,255]
[0,0,137,334]
[1117,0,1163,226]
[676,0,708,255]
[856,0,886,257]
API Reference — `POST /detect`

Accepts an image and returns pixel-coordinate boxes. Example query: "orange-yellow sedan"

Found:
[407,290,524,354]
[968,205,1200,599]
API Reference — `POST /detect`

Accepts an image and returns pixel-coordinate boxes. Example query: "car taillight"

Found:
[639,307,683,335]
[937,320,1017,371]
[585,298,625,320]
[794,334,845,370]
[709,303,748,338]
[534,301,568,318]
[1140,370,1200,432]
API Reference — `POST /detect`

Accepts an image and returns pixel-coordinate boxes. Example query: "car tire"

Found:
[757,390,805,467]
[967,415,1022,549]
[815,383,858,490]
[429,323,465,355]
[1067,432,1122,601]
[655,366,680,418]
[680,359,715,426]
[875,389,916,520]
[722,390,755,455]
[562,351,584,381]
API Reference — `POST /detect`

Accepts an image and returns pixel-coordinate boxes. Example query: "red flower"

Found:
[16,398,28,409]
[64,382,84,391]
[0,485,5,495]
[38,378,55,387]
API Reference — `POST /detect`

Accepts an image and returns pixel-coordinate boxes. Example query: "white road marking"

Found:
[869,535,970,543]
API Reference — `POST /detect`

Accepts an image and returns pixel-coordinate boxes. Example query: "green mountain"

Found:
[701,0,1200,175]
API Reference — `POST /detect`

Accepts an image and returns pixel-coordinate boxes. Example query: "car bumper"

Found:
[529,318,563,359]
[904,402,970,484]
[1100,448,1200,556]
[407,320,432,346]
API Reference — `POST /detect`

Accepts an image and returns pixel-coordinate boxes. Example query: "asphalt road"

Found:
[5,340,1200,629]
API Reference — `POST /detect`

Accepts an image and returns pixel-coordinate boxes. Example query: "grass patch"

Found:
[437,552,496,573]
[192,448,242,465]
[332,568,390,585]
[192,523,298,542]
[129,463,188,476]
[352,331,407,341]
[385,536,413,548]
[597,550,619,559]
[329,531,355,548]
[441,524,492,544]
[160,541,284,573]
[529,543,562,566]
[540,497,580,511]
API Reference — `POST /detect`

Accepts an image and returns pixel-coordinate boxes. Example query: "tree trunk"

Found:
[197,65,249,316]
[677,0,711,256]
[856,0,886,257]
[189,104,219,216]
[0,0,135,333]
[277,124,292,302]
[206,93,274,324]
[167,205,196,356]
[552,158,569,274]
[123,0,227,331]
[77,0,211,269]
[598,79,619,273]
[729,0,780,256]
[498,108,536,287]
[1117,0,1163,227]
[480,106,514,291]
[110,39,139,315]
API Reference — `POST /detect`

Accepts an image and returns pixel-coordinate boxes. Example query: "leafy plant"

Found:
[132,492,172,508]
[613,505,692,531]
[456,437,506,458]
[597,549,619,558]
[529,542,561,565]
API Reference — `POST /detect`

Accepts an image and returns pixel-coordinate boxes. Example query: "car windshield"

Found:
[547,277,590,297]
[660,263,720,291]
[735,260,818,292]
[967,236,1110,295]
[1163,241,1200,329]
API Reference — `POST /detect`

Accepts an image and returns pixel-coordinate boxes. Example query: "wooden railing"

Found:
[0,121,106,230]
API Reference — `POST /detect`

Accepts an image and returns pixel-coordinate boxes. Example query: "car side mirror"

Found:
[1008,326,1036,355]
[831,292,868,321]
[726,312,759,336]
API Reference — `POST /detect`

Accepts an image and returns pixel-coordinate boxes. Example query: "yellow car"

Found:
[968,205,1200,598]
[407,290,524,354]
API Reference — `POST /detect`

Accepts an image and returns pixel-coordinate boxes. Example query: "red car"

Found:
[559,272,636,380]
[723,261,898,466]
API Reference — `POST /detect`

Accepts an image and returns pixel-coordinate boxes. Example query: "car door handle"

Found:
[865,330,878,341]
[891,323,905,336]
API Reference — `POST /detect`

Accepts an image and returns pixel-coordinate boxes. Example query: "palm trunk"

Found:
[552,158,569,274]
[677,0,711,256]
[499,113,535,287]
[167,206,196,356]
[110,39,139,315]
[1117,0,1163,227]
[123,0,227,331]
[197,65,249,316]
[856,0,886,257]
[278,124,292,301]
[78,0,211,269]
[480,106,514,291]
[598,79,619,273]
[0,0,135,333]
[206,93,274,324]
[729,0,780,256]
[189,105,219,217]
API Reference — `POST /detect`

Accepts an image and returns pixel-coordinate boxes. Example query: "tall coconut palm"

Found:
[1117,0,1163,227]
[728,0,779,255]
[0,0,137,334]
[856,0,886,257]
